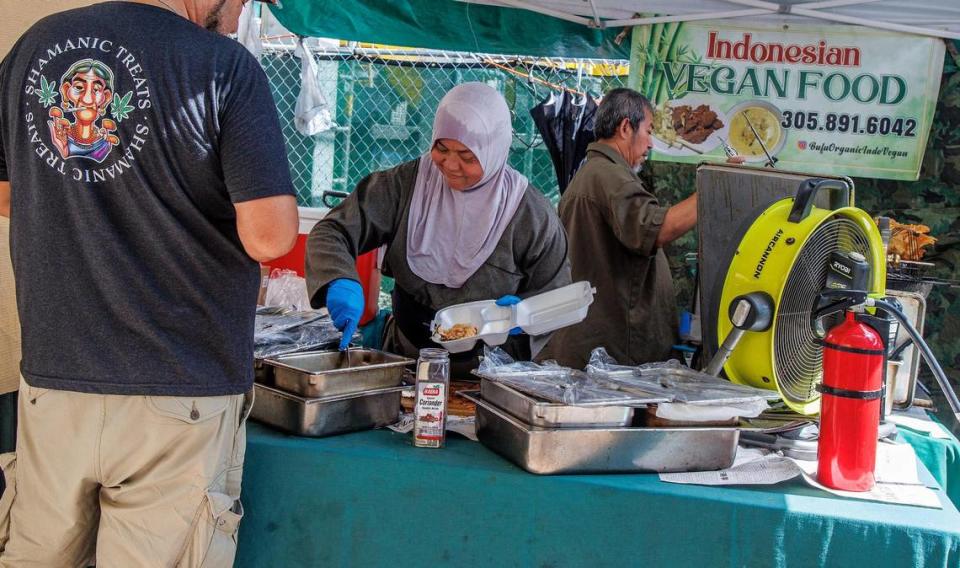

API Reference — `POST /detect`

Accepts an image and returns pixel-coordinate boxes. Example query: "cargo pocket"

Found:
[176,490,243,568]
[0,452,16,553]
[23,380,50,406]
[146,395,231,425]
[225,391,254,501]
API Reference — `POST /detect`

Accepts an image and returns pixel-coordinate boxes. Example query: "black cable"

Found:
[890,339,912,361]
[873,299,960,421]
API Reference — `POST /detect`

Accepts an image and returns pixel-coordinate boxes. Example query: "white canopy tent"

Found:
[473,0,960,40]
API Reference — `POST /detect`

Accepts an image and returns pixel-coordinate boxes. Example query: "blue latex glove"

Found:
[327,279,364,350]
[495,295,523,335]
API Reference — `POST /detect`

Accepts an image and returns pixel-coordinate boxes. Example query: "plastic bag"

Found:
[237,2,262,58]
[254,307,322,336]
[585,347,776,406]
[263,269,311,312]
[477,347,560,376]
[294,39,333,136]
[254,311,356,359]
[476,347,647,405]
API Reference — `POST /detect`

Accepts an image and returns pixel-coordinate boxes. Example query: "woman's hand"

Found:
[327,279,365,350]
[495,295,523,335]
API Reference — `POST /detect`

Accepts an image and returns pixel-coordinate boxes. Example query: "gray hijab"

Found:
[406,82,528,288]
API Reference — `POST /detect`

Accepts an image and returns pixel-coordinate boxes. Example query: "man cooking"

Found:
[542,88,741,369]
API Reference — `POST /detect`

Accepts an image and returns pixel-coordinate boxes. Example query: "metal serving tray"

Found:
[592,367,782,404]
[251,383,402,437]
[464,393,739,475]
[480,378,638,428]
[264,349,413,398]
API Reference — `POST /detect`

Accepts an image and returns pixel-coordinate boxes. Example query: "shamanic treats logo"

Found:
[24,37,153,182]
[47,59,121,163]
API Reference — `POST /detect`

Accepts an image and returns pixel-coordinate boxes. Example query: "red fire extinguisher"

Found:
[817,310,885,491]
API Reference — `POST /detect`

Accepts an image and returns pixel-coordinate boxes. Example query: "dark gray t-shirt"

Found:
[0,2,295,396]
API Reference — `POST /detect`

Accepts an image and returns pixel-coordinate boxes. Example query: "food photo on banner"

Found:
[630,20,945,180]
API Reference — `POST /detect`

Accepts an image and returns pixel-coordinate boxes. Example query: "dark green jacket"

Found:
[541,142,677,368]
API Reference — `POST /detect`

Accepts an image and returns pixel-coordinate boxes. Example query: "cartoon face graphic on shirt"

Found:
[47,59,119,163]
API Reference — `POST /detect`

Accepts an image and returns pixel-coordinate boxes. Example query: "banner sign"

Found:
[628,21,945,180]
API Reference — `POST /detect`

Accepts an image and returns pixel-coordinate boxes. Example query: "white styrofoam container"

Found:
[430,281,595,353]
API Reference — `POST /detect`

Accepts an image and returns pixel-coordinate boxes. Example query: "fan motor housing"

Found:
[718,198,885,415]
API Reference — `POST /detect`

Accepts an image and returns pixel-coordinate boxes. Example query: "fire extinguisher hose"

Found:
[873,299,960,422]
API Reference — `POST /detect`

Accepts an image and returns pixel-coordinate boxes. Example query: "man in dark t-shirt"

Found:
[0,1,298,564]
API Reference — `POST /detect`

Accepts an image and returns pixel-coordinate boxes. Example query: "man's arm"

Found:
[219,52,298,262]
[655,192,697,248]
[0,182,9,218]
[652,155,742,248]
[234,194,298,262]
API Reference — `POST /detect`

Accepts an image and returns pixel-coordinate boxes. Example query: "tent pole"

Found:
[488,0,595,27]
[801,0,884,9]
[473,0,959,40]
[791,7,960,39]
[586,0,603,28]
[607,10,774,28]
[718,0,782,10]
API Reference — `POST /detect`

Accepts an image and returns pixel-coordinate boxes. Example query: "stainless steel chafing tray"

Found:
[463,392,740,475]
[479,378,643,428]
[591,367,782,404]
[263,349,413,398]
[251,383,402,437]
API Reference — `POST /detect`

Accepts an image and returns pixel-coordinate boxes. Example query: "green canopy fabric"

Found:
[267,0,630,59]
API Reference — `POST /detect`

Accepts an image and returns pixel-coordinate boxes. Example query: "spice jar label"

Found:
[413,381,446,448]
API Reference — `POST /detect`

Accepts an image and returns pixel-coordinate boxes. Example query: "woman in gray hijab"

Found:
[306,82,571,372]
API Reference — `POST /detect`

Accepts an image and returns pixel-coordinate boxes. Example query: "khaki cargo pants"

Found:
[0,378,252,567]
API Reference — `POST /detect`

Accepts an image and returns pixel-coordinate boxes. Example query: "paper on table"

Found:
[782,442,923,485]
[660,450,799,486]
[660,443,942,509]
[796,468,941,508]
[388,413,415,434]
[387,412,478,442]
[446,415,478,441]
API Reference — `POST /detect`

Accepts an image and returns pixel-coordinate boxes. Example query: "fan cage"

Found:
[773,216,873,404]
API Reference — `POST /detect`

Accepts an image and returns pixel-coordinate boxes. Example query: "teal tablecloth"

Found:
[237,423,960,568]
[897,418,960,509]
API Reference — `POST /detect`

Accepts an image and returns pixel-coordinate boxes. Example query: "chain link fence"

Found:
[258,39,629,207]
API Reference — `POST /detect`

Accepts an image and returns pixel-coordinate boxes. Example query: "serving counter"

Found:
[236,422,960,568]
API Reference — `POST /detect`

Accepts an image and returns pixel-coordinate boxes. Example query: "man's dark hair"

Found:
[595,88,654,139]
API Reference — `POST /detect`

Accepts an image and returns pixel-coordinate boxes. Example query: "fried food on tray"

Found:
[888,219,937,261]
[671,104,724,145]
[447,381,477,417]
[438,323,479,341]
[401,381,476,417]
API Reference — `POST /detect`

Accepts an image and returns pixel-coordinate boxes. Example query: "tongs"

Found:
[339,347,351,369]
